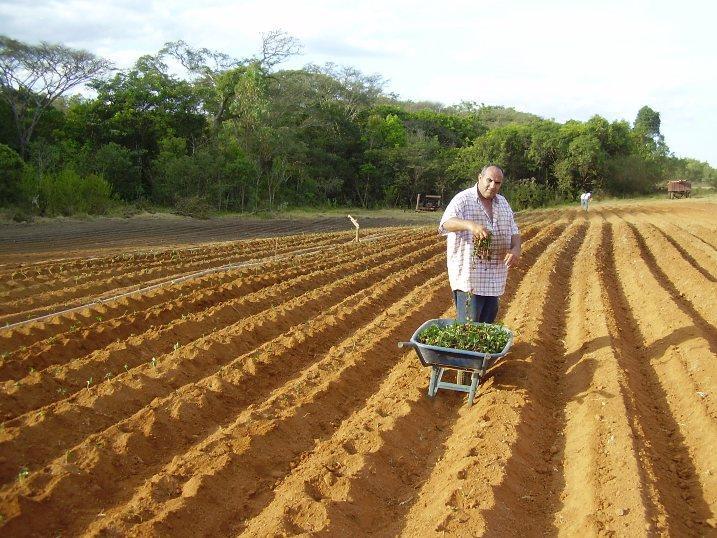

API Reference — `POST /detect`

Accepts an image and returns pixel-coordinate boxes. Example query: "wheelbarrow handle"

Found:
[398,341,416,349]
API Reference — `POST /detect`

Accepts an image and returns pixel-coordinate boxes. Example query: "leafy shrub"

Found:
[502,177,560,211]
[0,143,24,203]
[605,155,660,195]
[93,143,143,201]
[38,168,113,216]
[175,195,211,219]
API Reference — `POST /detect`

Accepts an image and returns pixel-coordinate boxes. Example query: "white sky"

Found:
[1,0,715,166]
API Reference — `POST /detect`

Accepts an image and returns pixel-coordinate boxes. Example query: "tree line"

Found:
[1,33,715,219]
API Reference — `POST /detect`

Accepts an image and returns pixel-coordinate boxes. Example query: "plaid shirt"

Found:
[438,186,519,296]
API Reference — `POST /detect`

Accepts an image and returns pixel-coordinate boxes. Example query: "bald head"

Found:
[477,165,504,200]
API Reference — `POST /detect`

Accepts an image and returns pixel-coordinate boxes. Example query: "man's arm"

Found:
[441,217,490,239]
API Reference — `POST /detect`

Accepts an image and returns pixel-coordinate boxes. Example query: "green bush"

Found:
[0,143,24,204]
[605,155,659,195]
[175,195,211,219]
[93,143,143,201]
[502,177,560,211]
[38,168,113,216]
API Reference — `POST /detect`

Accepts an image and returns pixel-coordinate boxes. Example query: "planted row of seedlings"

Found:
[0,231,361,322]
[1,222,422,290]
[0,236,445,488]
[0,233,440,420]
[0,243,450,536]
[0,229,349,286]
[2,228,355,297]
[0,237,372,353]
[0,228,417,349]
[0,229,426,376]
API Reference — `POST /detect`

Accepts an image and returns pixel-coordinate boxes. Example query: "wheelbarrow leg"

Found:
[467,371,481,405]
[456,370,465,385]
[428,366,440,397]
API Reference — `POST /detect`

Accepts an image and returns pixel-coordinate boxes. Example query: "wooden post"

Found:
[415,193,421,211]
[347,214,360,242]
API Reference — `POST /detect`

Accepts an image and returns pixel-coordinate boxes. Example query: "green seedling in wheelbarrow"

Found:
[418,322,509,354]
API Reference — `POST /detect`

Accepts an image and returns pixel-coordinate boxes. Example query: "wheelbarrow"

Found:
[398,319,514,405]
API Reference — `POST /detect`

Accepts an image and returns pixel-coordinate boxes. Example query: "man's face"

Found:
[477,168,503,200]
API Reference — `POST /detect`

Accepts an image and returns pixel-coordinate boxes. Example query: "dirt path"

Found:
[0,200,715,536]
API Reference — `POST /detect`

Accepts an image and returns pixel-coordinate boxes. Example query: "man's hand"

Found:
[470,222,490,240]
[504,246,521,268]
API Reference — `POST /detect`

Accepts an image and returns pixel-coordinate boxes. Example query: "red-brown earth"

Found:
[0,200,715,536]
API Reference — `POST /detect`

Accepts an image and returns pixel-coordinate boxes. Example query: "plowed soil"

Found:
[1,199,715,536]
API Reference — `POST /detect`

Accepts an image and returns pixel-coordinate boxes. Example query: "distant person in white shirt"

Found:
[580,192,592,211]
[438,165,521,323]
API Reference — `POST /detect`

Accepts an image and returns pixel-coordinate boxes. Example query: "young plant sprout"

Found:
[418,322,509,354]
[17,467,29,481]
[472,232,492,263]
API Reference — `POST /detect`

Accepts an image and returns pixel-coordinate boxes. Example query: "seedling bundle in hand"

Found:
[473,232,492,263]
[418,322,510,354]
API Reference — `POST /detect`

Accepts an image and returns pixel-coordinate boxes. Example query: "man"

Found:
[438,165,521,323]
[581,192,592,211]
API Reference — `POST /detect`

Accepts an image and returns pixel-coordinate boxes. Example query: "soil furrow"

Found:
[554,218,650,534]
[1,271,448,537]
[646,221,717,276]
[660,219,717,251]
[400,220,586,536]
[0,239,444,485]
[601,220,716,534]
[0,233,425,384]
[0,237,435,419]
[624,221,717,354]
[633,218,717,290]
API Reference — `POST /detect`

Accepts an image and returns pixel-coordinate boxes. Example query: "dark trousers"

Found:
[453,291,499,323]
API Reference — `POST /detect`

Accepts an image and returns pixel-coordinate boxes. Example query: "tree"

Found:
[160,40,244,130]
[0,35,113,156]
[86,54,207,194]
[0,143,23,203]
[161,31,301,131]
[259,30,302,70]
[634,105,662,143]
[554,133,606,195]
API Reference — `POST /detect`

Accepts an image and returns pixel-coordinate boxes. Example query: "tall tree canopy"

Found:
[2,33,716,218]
[0,35,113,156]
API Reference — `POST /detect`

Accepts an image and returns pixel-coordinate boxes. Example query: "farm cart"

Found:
[398,319,514,405]
[667,180,691,199]
[415,194,443,211]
